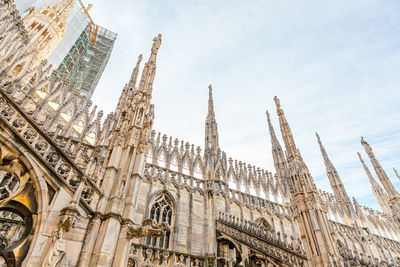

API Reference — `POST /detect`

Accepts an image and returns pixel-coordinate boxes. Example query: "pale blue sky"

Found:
[23,0,400,209]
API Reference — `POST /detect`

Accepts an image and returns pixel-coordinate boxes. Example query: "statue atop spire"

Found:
[274,96,281,112]
[316,133,353,216]
[151,34,162,56]
[138,34,162,93]
[111,35,161,150]
[360,137,374,158]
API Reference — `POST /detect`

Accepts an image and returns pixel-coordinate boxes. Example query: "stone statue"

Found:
[128,219,169,239]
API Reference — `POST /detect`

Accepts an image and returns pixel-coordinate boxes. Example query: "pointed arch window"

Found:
[217,238,242,267]
[0,172,19,202]
[146,193,174,249]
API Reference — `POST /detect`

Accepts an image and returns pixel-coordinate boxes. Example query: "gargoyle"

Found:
[128,219,169,239]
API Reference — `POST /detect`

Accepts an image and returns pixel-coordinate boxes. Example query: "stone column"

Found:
[89,216,122,267]
[206,188,217,257]
[111,221,135,267]
[77,214,101,267]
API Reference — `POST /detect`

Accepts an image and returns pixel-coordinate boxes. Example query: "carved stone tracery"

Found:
[217,213,306,267]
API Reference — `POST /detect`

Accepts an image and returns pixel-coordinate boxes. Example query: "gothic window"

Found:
[127,258,135,267]
[215,169,221,180]
[36,24,43,32]
[219,242,228,258]
[29,21,38,30]
[0,172,19,202]
[0,209,26,250]
[146,193,174,249]
[217,239,241,267]
[249,255,268,267]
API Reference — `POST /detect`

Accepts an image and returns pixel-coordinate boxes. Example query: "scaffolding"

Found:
[55,24,117,99]
[54,0,117,99]
[13,0,117,99]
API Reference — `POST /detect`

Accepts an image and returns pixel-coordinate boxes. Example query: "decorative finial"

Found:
[129,54,143,86]
[265,110,276,136]
[316,132,321,143]
[360,137,374,157]
[273,96,283,115]
[208,84,215,116]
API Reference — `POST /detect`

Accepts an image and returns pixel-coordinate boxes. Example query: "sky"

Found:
[20,0,400,210]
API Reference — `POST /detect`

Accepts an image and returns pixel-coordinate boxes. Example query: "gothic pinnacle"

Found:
[357,152,391,215]
[316,132,328,163]
[273,96,298,161]
[316,133,331,166]
[138,34,162,92]
[205,84,219,153]
[394,168,400,181]
[208,84,215,116]
[316,133,352,213]
[316,133,335,170]
[129,54,143,87]
[360,137,399,198]
[357,152,377,185]
[266,109,290,200]
[273,97,338,265]
[266,110,277,140]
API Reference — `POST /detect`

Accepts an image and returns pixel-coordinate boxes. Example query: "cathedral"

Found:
[1,0,400,266]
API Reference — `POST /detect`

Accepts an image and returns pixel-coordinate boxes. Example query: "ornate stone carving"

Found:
[43,208,79,267]
[217,213,306,266]
[127,219,169,239]
[0,144,29,205]
[43,182,82,267]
